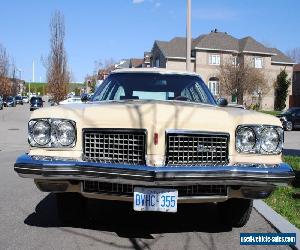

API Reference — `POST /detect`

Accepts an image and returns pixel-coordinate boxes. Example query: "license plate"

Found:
[133,187,178,212]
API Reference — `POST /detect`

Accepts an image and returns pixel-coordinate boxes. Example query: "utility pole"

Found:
[32,60,35,82]
[29,60,35,96]
[186,0,192,72]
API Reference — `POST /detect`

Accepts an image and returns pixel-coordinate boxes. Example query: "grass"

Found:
[24,82,83,95]
[260,110,281,116]
[265,156,300,229]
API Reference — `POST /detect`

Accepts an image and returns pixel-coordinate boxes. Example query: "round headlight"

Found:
[32,121,51,146]
[260,128,279,153]
[55,121,76,146]
[236,127,256,152]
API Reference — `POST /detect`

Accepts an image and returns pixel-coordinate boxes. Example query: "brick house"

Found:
[291,64,300,107]
[150,30,294,110]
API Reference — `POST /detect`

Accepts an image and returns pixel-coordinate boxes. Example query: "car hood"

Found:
[31,99,281,129]
[30,100,282,163]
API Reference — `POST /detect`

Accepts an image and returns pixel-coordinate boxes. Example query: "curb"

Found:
[254,200,300,249]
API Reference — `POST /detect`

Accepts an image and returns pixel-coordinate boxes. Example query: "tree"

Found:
[218,58,267,106]
[274,69,291,111]
[74,87,81,96]
[286,47,300,63]
[0,44,12,98]
[46,11,70,103]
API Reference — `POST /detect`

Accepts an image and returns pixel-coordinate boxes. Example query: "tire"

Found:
[285,121,293,131]
[218,198,253,228]
[56,192,86,224]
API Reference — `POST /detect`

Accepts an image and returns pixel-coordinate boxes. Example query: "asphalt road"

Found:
[0,104,298,250]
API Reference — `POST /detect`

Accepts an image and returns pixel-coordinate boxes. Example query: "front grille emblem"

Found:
[197,144,217,153]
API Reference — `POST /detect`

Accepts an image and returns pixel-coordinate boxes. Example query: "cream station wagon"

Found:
[14,68,294,227]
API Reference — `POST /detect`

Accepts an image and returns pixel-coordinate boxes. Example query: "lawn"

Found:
[260,110,281,116]
[265,156,300,229]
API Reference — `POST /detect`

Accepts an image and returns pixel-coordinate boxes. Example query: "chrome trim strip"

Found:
[14,154,294,186]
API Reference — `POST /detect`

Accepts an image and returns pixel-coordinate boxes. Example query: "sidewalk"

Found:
[254,200,300,249]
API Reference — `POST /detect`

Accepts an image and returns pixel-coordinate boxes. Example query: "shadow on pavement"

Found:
[283,148,300,156]
[24,193,231,238]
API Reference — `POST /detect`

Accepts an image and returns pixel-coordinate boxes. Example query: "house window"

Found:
[254,57,263,68]
[155,58,160,67]
[209,54,220,65]
[208,77,220,96]
[232,56,238,66]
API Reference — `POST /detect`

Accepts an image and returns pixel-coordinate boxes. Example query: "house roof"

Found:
[130,58,144,68]
[268,48,294,64]
[153,31,293,64]
[155,37,187,58]
[193,32,239,52]
[115,59,130,69]
[238,36,274,54]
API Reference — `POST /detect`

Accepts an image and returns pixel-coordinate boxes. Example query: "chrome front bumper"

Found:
[14,154,294,187]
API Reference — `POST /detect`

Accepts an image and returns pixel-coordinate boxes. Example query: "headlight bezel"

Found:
[235,125,283,155]
[28,118,76,148]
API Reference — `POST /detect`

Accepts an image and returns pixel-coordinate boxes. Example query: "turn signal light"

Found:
[154,132,158,145]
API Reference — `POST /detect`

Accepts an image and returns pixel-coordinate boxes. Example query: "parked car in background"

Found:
[59,96,82,105]
[4,96,16,107]
[22,96,29,103]
[48,98,55,106]
[14,69,294,228]
[15,96,23,105]
[30,96,44,111]
[0,96,3,110]
[276,107,300,131]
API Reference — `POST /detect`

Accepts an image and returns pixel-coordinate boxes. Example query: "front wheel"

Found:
[218,198,253,228]
[56,192,87,224]
[285,121,293,131]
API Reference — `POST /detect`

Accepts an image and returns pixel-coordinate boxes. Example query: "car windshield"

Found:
[7,97,14,101]
[15,96,22,100]
[92,73,216,104]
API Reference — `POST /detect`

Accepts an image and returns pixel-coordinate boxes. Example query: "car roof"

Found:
[111,68,200,77]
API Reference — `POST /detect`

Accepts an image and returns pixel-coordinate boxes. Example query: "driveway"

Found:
[283,131,300,156]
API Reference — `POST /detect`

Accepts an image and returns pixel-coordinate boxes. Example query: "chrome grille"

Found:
[83,129,146,165]
[83,181,227,197]
[166,132,229,166]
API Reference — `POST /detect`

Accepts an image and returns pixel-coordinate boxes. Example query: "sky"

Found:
[0,0,299,83]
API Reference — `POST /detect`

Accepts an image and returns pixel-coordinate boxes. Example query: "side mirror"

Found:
[81,94,88,102]
[217,98,228,107]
